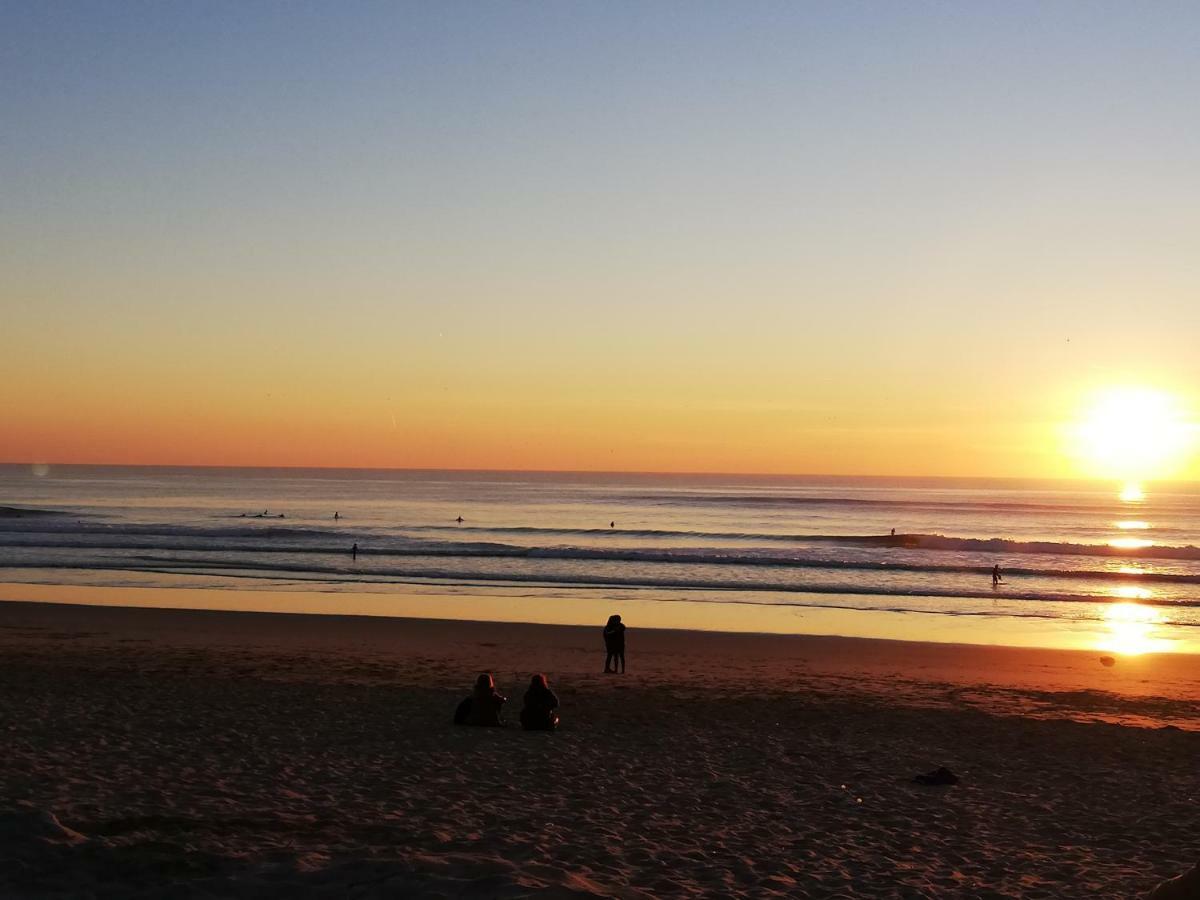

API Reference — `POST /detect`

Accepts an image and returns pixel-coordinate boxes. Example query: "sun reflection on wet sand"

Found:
[1097,602,1172,655]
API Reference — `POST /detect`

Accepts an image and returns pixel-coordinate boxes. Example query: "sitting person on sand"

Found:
[519,674,560,731]
[603,614,626,674]
[456,673,506,726]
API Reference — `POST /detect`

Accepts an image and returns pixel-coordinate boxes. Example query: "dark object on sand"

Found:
[914,767,959,786]
[1146,860,1200,899]
[1100,656,1116,667]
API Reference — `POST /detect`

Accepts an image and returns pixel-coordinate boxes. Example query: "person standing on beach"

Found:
[992,564,1002,586]
[352,542,358,561]
[603,614,626,673]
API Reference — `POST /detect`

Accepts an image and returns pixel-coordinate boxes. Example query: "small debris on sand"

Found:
[914,767,959,786]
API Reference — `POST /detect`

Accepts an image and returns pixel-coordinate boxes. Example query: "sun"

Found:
[1069,387,1196,482]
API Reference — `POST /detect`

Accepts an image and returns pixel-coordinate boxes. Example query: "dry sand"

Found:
[1,599,1197,898]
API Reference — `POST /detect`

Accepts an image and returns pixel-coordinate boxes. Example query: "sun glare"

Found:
[1071,387,1196,482]
[1098,602,1171,656]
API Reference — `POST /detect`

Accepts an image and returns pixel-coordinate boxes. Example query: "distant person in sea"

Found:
[334,511,340,520]
[890,528,895,537]
[455,516,464,524]
[519,674,560,731]
[992,564,1003,586]
[455,673,506,727]
[610,521,615,528]
[352,542,358,561]
[603,614,626,674]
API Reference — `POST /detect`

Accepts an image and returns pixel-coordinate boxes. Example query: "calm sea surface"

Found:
[2,465,1199,651]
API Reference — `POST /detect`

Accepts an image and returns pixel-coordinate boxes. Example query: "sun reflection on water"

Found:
[1109,536,1153,550]
[1097,602,1171,655]
[1119,482,1145,503]
[1112,585,1152,601]
[1115,520,1149,530]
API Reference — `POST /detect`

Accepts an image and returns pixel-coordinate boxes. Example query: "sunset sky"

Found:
[4,2,1199,477]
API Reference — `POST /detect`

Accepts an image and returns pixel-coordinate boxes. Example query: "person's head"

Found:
[475,673,494,692]
[530,673,547,690]
[606,614,621,627]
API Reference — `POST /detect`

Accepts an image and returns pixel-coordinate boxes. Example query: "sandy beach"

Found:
[1,598,1197,898]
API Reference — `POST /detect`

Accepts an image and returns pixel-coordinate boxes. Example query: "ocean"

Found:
[2,464,1199,651]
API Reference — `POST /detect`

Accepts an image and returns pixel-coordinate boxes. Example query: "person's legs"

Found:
[618,650,626,673]
[604,651,615,673]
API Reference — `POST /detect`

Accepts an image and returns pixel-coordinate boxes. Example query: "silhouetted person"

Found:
[519,673,560,731]
[610,521,615,528]
[352,542,358,560]
[604,614,626,673]
[461,673,506,726]
[455,516,464,524]
[992,564,1002,586]
[334,511,340,520]
[890,528,895,536]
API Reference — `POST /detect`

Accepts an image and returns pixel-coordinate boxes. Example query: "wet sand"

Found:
[1,599,1197,898]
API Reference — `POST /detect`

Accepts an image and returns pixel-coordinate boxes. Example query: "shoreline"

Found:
[3,576,1200,656]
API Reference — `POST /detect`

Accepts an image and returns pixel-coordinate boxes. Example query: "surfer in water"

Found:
[992,564,1003,586]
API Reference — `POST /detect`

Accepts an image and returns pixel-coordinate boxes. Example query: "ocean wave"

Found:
[0,506,71,519]
[7,555,1200,612]
[613,492,1188,514]
[4,527,1200,570]
[9,520,1200,564]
